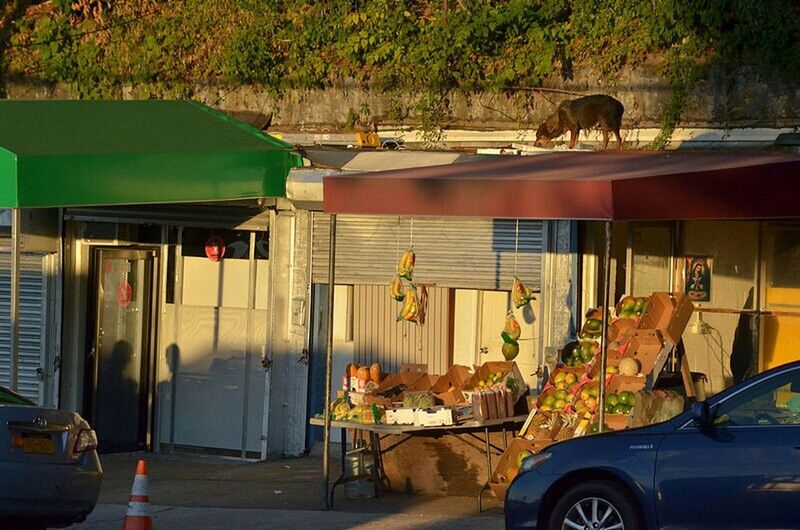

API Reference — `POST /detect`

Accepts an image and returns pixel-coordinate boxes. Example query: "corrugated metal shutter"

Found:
[0,253,47,401]
[312,214,544,291]
[352,285,451,374]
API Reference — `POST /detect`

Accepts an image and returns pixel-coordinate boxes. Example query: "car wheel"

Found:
[548,480,642,530]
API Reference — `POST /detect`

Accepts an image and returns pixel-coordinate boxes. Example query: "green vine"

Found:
[2,1,799,145]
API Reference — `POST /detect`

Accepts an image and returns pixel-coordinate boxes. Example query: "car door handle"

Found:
[793,446,800,450]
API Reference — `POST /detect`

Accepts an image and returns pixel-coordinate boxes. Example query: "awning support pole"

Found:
[10,208,20,392]
[321,213,337,510]
[598,220,612,433]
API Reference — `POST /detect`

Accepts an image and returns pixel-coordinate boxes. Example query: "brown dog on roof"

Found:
[534,94,624,150]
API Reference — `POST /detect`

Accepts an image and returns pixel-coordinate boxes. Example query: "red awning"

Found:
[323,150,800,220]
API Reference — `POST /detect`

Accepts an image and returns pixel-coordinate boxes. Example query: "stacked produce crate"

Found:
[488,292,694,499]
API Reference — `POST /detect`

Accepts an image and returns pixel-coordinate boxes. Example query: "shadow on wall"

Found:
[492,219,541,293]
[94,340,140,452]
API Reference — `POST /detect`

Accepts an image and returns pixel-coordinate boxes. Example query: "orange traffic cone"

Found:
[122,460,153,530]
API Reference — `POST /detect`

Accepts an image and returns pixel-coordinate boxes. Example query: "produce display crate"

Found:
[636,292,694,346]
[489,438,538,501]
[464,361,528,402]
[626,329,666,375]
[431,365,472,405]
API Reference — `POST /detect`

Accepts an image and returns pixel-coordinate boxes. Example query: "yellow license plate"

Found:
[23,436,53,455]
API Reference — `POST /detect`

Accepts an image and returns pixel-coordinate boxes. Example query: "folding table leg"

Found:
[477,426,492,512]
[330,427,347,508]
[370,431,380,498]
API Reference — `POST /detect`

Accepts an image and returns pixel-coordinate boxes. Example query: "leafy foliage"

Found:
[3,1,800,145]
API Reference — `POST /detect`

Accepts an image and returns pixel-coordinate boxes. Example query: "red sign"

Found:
[117,281,133,308]
[205,236,226,262]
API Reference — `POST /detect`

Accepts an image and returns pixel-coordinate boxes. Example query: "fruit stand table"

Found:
[309,414,528,509]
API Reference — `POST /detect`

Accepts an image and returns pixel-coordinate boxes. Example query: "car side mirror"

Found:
[690,401,711,428]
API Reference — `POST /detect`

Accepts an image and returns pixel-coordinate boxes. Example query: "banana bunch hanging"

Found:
[397,285,421,323]
[388,249,425,325]
[397,249,415,280]
[388,275,404,301]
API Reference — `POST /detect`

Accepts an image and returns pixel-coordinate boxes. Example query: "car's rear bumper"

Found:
[0,451,102,519]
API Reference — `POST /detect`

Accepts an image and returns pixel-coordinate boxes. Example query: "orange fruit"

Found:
[348,363,360,377]
[357,366,370,383]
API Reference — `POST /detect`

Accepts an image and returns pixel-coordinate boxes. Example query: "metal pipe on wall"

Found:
[321,213,337,510]
[598,220,612,432]
[10,208,20,391]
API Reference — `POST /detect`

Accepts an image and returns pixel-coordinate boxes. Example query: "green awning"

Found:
[0,100,302,208]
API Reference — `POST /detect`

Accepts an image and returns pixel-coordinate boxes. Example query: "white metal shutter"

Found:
[312,214,544,291]
[0,254,47,401]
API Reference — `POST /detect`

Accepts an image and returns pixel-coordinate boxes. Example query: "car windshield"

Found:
[714,368,800,427]
[0,386,36,406]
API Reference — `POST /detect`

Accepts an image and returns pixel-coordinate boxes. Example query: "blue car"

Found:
[506,360,800,530]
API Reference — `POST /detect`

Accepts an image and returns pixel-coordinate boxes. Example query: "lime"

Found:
[585,319,602,332]
[613,403,627,414]
[553,398,566,409]
[607,394,619,407]
[619,391,635,406]
[542,395,555,407]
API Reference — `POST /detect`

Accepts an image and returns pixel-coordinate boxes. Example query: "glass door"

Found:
[87,248,156,453]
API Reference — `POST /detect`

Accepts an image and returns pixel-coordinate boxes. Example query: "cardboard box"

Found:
[608,374,647,394]
[362,393,393,407]
[604,413,631,431]
[636,292,694,346]
[409,374,440,392]
[464,361,529,402]
[609,318,637,348]
[627,329,664,375]
[399,363,428,375]
[375,371,424,396]
[385,408,416,425]
[431,365,472,405]
[489,438,538,500]
[414,407,454,427]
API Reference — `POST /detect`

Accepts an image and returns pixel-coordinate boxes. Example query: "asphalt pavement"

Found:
[69,452,504,529]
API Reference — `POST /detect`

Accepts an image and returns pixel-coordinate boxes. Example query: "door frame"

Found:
[84,246,160,451]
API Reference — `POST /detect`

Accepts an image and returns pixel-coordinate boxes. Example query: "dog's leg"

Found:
[601,129,609,150]
[614,129,623,150]
[568,129,578,149]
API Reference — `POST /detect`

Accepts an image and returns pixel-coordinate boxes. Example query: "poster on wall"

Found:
[684,256,712,302]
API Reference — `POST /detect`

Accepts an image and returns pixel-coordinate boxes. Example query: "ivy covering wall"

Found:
[2,1,800,145]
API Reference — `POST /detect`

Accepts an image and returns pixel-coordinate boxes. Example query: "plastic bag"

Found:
[388,275,404,301]
[512,277,536,308]
[397,249,415,280]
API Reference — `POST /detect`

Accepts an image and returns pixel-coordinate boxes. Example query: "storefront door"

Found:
[761,224,800,371]
[87,248,156,453]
